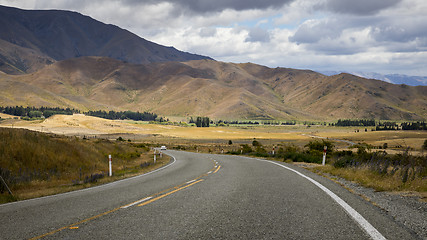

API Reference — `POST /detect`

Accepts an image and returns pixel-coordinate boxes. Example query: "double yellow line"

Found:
[30,163,221,239]
[138,179,204,207]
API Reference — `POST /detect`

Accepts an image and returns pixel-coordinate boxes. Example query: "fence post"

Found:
[0,175,14,196]
[322,146,327,165]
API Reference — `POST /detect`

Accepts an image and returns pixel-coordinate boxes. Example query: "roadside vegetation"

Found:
[219,139,427,194]
[0,128,167,203]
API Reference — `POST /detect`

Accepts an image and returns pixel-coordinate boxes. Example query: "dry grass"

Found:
[0,128,169,203]
[2,114,425,151]
[312,165,427,194]
[10,154,169,201]
[1,115,426,203]
[316,128,427,151]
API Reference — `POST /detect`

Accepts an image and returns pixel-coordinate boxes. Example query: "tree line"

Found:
[334,119,426,131]
[0,106,158,122]
[85,110,157,121]
[333,119,376,127]
[0,106,78,118]
[376,121,427,131]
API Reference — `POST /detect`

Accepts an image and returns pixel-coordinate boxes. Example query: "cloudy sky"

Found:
[1,0,426,76]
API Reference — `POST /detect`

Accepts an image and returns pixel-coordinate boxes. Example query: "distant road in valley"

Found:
[0,151,416,239]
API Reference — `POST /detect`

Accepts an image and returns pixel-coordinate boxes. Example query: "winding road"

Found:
[0,150,417,239]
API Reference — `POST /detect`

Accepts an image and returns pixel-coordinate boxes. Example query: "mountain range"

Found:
[1,56,426,120]
[320,71,427,86]
[0,5,426,121]
[0,5,211,75]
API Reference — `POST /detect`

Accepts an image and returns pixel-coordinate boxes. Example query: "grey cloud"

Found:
[246,27,270,42]
[199,27,217,37]
[322,0,402,15]
[289,19,343,44]
[371,17,427,43]
[123,0,294,14]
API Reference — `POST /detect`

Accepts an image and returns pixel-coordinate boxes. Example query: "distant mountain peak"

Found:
[0,5,212,74]
[318,70,427,86]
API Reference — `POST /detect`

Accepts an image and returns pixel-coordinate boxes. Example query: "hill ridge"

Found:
[0,5,212,74]
[0,56,425,121]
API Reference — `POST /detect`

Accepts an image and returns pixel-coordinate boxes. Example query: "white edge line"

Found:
[256,159,386,240]
[1,155,177,207]
[121,197,153,209]
[186,179,197,184]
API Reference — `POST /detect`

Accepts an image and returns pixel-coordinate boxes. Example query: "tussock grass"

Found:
[0,128,166,203]
[315,165,427,193]
[312,149,427,194]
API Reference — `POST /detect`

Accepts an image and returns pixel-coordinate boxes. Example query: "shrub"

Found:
[305,139,334,154]
[241,144,253,154]
[252,140,261,147]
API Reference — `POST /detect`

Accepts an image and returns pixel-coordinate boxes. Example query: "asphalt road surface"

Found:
[0,150,418,239]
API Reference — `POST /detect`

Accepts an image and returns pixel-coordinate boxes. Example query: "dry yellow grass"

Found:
[12,154,170,201]
[312,165,427,194]
[311,127,427,153]
[1,114,426,152]
[1,114,315,141]
[0,113,16,118]
[1,115,426,202]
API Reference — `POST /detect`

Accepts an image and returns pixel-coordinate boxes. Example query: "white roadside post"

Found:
[322,146,327,165]
[272,146,275,155]
[109,154,112,176]
[154,150,156,164]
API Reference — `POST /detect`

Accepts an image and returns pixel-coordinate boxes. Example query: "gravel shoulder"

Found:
[296,163,427,240]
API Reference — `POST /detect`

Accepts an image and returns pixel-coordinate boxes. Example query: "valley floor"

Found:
[1,114,426,154]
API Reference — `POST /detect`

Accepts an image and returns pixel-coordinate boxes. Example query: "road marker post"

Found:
[154,151,156,164]
[322,146,327,165]
[108,155,112,176]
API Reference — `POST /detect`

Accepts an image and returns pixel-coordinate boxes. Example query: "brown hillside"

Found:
[0,5,211,74]
[0,57,426,120]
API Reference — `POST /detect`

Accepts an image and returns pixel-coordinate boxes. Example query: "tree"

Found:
[228,140,233,145]
[28,111,43,118]
[423,139,427,150]
[195,117,210,127]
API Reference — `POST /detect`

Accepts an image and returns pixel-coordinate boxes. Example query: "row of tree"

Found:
[216,120,260,125]
[0,106,79,118]
[333,119,426,131]
[195,117,210,127]
[214,120,297,125]
[333,119,376,127]
[0,106,158,122]
[85,110,157,121]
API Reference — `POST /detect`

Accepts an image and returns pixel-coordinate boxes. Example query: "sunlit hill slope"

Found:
[0,57,426,121]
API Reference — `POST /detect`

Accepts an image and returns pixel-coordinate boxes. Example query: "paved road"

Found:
[0,150,418,239]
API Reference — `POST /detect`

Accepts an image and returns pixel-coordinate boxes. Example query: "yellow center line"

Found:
[29,161,220,240]
[29,206,122,240]
[138,179,204,207]
[213,165,221,173]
